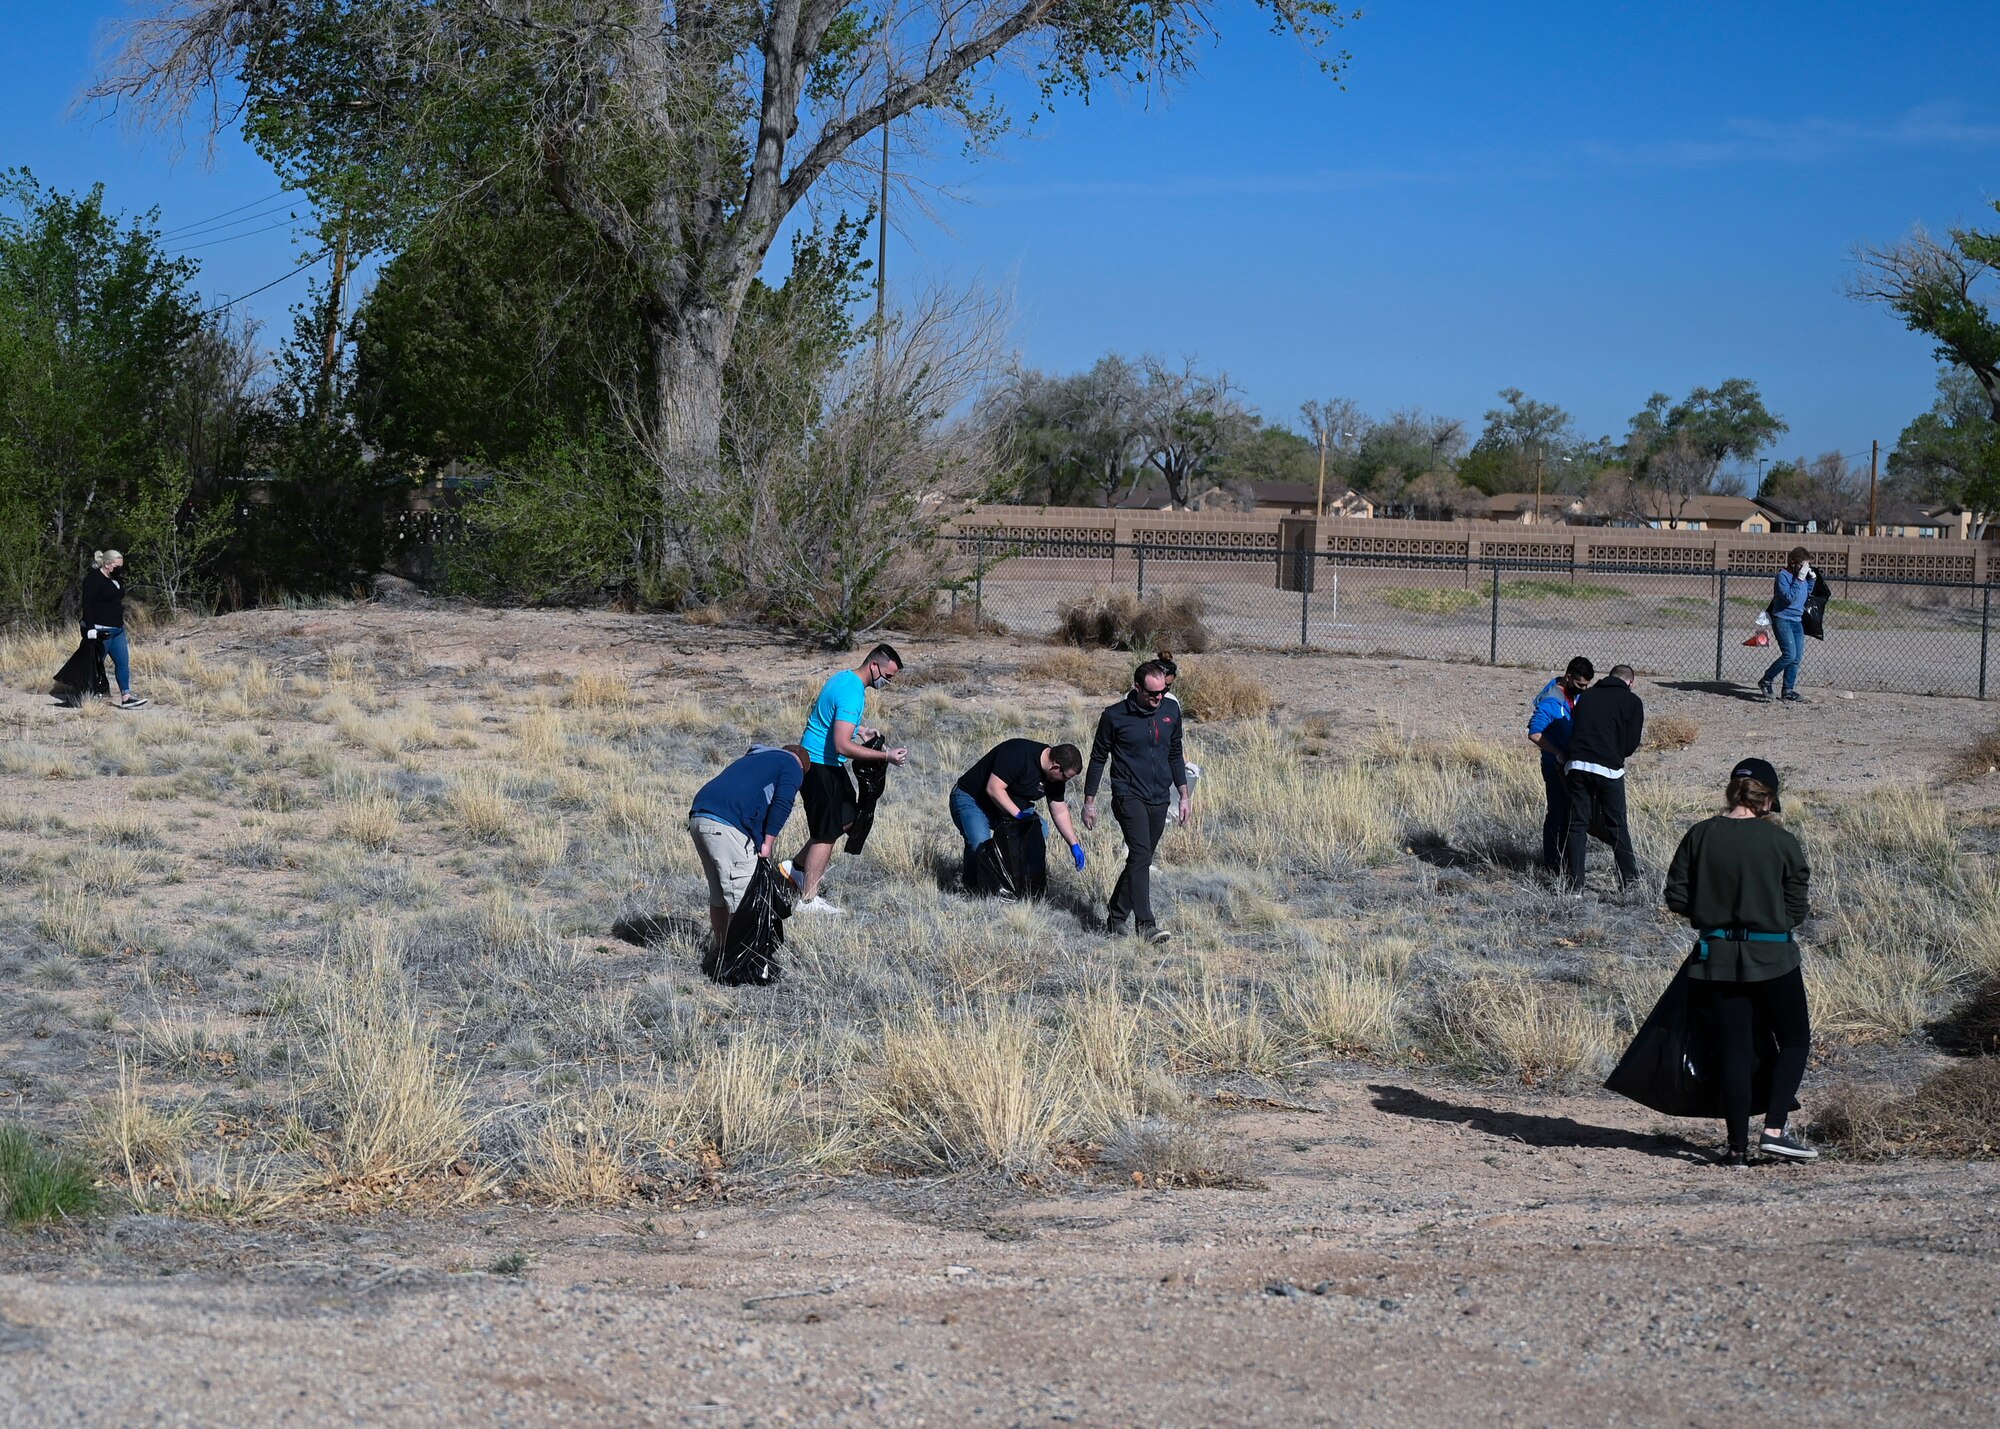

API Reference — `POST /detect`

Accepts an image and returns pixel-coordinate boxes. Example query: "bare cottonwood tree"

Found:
[92,0,1354,590]
[1851,223,2000,425]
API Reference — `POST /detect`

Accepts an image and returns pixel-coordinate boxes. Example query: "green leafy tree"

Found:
[991,356,1146,507]
[1461,387,1578,496]
[0,171,205,621]
[1886,366,2000,531]
[1210,424,1318,491]
[1622,379,1786,522]
[1853,218,2000,426]
[93,0,1357,593]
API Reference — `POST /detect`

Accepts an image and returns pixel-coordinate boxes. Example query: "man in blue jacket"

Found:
[1759,547,1813,703]
[688,744,809,953]
[1527,656,1594,876]
[1082,661,1188,944]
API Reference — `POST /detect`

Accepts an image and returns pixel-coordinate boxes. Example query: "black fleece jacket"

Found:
[1084,691,1187,804]
[1564,677,1644,772]
[81,568,126,630]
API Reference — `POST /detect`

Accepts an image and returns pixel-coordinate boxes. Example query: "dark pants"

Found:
[1540,758,1570,873]
[1106,795,1169,930]
[1564,770,1637,890]
[1689,969,1812,1153]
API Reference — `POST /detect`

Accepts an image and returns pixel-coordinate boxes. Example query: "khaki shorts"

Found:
[687,815,757,911]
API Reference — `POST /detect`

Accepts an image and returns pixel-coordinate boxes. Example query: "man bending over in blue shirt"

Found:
[687,743,809,953]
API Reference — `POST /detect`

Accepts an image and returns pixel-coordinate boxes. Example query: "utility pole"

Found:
[317,220,350,416]
[1315,420,1329,517]
[1868,439,1879,537]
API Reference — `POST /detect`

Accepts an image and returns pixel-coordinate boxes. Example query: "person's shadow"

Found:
[1368,1084,1705,1162]
[609,912,709,951]
[1655,679,1768,705]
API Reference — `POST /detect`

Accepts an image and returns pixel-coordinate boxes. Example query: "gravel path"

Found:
[4,1076,1995,1427]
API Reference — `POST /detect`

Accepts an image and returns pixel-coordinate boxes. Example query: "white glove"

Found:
[85,627,99,638]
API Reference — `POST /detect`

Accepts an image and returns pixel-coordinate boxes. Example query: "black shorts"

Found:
[802,762,859,842]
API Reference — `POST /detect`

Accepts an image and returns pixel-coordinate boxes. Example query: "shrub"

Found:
[1055,587,1210,652]
[1498,579,1626,601]
[1815,1057,2000,1159]
[1431,976,1612,1086]
[1644,714,1700,752]
[0,1123,100,1226]
[1953,727,2000,781]
[1172,659,1275,721]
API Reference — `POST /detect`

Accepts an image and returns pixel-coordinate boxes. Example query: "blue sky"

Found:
[9,2,2000,476]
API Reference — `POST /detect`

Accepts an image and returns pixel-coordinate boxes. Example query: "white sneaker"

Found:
[794,895,844,915]
[778,859,804,890]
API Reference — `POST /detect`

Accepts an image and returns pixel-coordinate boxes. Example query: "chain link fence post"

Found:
[1136,543,1146,599]
[1982,583,1992,700]
[974,534,985,632]
[1489,565,1500,665]
[1300,555,1311,648]
[1714,570,1728,682]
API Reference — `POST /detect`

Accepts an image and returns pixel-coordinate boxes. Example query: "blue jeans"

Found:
[1760,617,1803,694]
[1540,756,1570,873]
[100,627,132,694]
[949,788,994,885]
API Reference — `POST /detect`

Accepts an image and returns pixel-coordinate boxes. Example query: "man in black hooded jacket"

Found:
[1082,661,1188,943]
[1562,663,1644,892]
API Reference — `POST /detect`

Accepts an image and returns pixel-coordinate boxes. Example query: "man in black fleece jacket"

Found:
[1083,661,1188,943]
[1563,663,1644,892]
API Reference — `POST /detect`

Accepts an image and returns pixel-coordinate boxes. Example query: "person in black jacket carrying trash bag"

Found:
[1082,660,1188,945]
[1662,758,1815,1166]
[951,739,1085,898]
[1562,663,1644,894]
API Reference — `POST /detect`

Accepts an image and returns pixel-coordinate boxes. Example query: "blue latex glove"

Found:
[1015,807,1038,821]
[1070,842,1086,871]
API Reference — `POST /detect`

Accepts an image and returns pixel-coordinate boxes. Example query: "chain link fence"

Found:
[944,538,1999,699]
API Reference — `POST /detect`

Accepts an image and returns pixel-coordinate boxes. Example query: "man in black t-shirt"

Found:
[950,738,1085,895]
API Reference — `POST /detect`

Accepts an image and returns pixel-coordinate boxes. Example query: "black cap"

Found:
[1729,757,1782,812]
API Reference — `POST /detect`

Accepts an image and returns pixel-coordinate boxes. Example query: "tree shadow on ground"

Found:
[1656,679,1769,705]
[1367,1083,1707,1162]
[609,912,708,951]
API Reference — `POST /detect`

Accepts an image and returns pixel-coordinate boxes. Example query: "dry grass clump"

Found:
[332,788,401,848]
[1283,960,1406,1059]
[1055,587,1210,653]
[1019,646,1128,694]
[898,600,1010,639]
[565,671,634,710]
[1644,713,1700,752]
[1155,977,1295,1076]
[681,1036,804,1168]
[1432,976,1614,1086]
[309,929,474,1182]
[868,1002,1093,1173]
[1171,659,1275,721]
[446,770,515,843]
[1953,726,2000,780]
[1099,1115,1252,1189]
[1815,1057,2000,1159]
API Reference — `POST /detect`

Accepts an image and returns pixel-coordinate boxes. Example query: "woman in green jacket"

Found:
[1662,757,1816,1166]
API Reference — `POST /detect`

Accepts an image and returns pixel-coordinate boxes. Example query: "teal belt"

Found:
[1695,928,1792,963]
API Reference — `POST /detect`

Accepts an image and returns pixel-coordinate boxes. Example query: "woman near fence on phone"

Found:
[1662,757,1815,1166]
[1758,547,1812,703]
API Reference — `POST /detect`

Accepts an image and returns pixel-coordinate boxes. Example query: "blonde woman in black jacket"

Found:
[1662,757,1813,1166]
[81,551,146,709]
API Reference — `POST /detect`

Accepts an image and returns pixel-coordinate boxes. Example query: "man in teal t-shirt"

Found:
[788,643,908,912]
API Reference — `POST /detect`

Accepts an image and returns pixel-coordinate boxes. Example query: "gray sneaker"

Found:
[1141,926,1173,946]
[1757,1127,1819,1161]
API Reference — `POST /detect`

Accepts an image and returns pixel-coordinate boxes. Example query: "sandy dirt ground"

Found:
[3,601,1997,1426]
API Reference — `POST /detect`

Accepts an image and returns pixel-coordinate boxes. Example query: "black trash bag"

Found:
[1605,958,1795,1119]
[1802,573,1832,641]
[1604,963,1712,1118]
[969,837,1019,899]
[708,858,795,987]
[845,731,890,855]
[995,813,1048,899]
[50,629,111,706]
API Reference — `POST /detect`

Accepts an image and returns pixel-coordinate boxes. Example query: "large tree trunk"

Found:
[645,297,735,593]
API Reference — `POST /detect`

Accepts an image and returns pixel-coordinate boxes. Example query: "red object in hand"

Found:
[1743,630,1771,647]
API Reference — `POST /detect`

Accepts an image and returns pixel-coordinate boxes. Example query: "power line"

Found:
[157,189,290,239]
[198,251,326,317]
[173,218,309,254]
[160,198,304,246]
